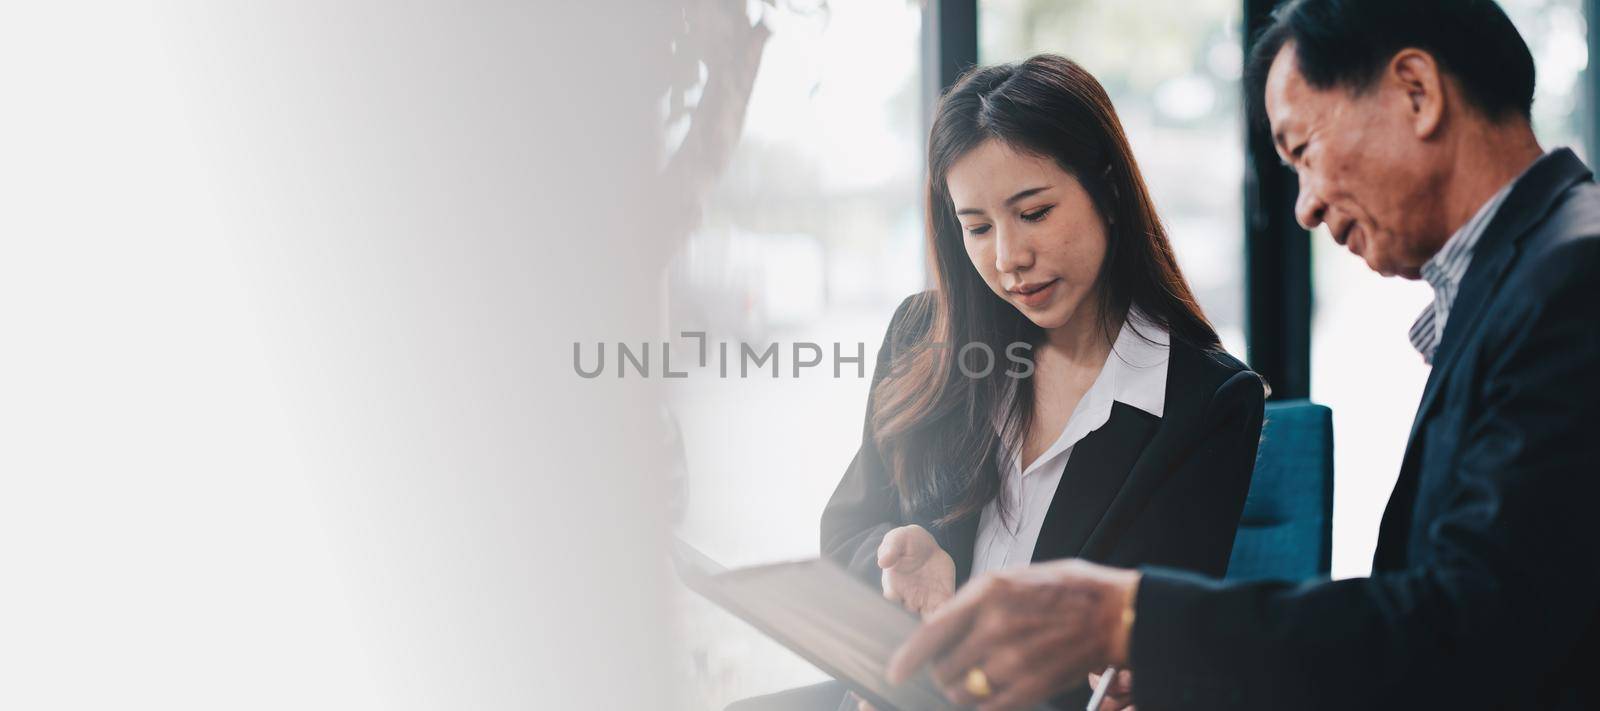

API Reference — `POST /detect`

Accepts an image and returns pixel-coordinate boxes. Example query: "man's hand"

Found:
[878,525,956,617]
[1087,668,1135,711]
[884,559,1141,711]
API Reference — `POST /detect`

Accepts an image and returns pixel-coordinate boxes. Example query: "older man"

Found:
[886,1,1600,709]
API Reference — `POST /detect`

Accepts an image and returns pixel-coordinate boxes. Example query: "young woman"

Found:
[731,54,1265,711]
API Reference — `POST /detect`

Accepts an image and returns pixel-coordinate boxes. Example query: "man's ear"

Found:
[1389,48,1445,139]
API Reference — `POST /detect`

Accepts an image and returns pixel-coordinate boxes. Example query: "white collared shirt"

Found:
[970,312,1170,575]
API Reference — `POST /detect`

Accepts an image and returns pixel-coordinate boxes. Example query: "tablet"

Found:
[673,538,965,711]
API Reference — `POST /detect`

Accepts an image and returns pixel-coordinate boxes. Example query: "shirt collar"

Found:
[1408,153,1540,362]
[1110,307,1170,419]
[1418,181,1512,294]
[1000,309,1171,478]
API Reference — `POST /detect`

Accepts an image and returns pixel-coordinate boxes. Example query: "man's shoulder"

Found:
[1528,179,1600,250]
[1473,182,1600,362]
[1510,180,1600,302]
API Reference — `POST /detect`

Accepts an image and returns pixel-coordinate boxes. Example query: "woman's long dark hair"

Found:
[874,54,1221,527]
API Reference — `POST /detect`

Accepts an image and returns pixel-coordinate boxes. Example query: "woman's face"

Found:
[945,139,1109,331]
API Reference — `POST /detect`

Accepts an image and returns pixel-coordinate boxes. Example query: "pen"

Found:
[1085,666,1116,711]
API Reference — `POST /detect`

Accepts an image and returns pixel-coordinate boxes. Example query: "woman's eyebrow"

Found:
[1004,186,1050,206]
[955,185,1051,216]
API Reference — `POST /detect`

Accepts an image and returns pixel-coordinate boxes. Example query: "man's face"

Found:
[1264,44,1448,279]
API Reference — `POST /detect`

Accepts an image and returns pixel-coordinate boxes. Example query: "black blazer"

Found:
[820,290,1266,707]
[1132,148,1600,710]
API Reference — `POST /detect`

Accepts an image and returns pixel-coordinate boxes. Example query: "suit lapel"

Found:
[1377,149,1592,567]
[1404,150,1592,446]
[1030,402,1160,563]
[943,512,980,585]
[1402,233,1517,447]
[1075,340,1217,561]
[934,448,985,582]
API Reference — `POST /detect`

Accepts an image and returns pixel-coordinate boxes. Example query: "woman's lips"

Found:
[1010,278,1060,307]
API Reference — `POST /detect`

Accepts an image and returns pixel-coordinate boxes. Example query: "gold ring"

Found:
[964,667,992,698]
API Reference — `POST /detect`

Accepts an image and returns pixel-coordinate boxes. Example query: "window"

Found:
[664,2,924,707]
[980,0,1250,358]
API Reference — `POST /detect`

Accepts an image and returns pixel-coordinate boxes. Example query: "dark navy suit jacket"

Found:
[1132,148,1600,710]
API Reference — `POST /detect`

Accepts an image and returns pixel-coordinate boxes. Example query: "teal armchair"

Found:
[1225,400,1334,582]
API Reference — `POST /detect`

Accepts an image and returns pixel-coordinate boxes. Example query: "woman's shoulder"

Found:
[885,290,938,348]
[889,289,936,325]
[1167,336,1267,406]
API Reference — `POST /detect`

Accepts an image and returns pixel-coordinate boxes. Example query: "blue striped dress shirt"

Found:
[1408,183,1515,364]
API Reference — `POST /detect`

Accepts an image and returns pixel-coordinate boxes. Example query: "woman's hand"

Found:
[877,525,956,617]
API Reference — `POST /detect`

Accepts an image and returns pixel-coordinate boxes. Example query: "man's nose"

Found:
[994,225,1035,274]
[1294,184,1328,231]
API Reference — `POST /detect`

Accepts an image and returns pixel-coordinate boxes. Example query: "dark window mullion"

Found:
[1243,0,1312,400]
